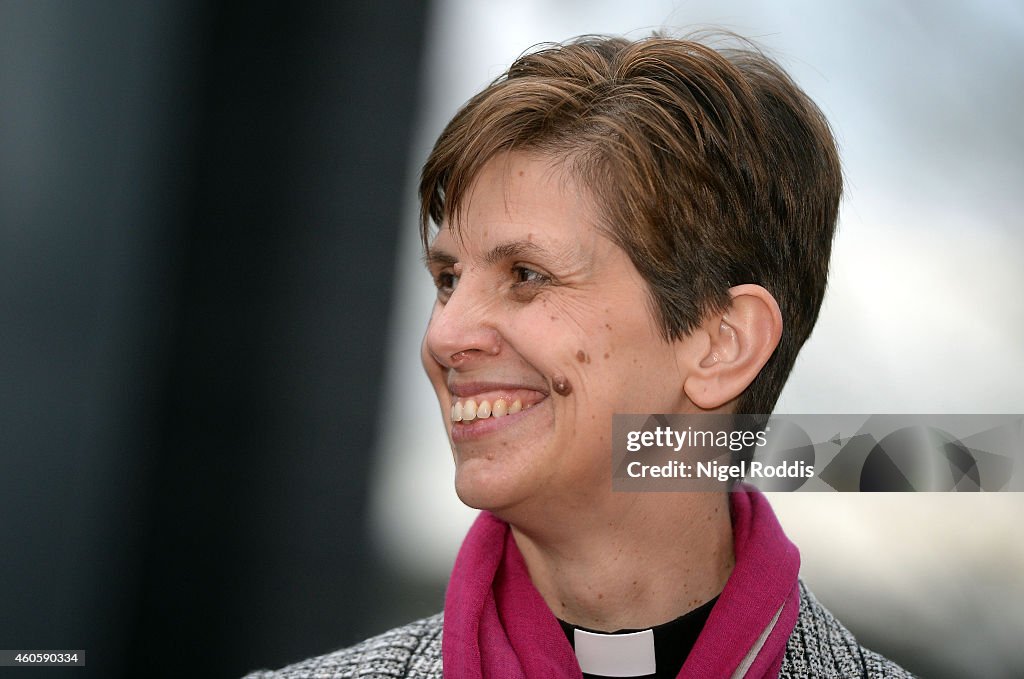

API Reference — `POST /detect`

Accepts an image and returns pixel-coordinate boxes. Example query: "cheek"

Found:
[505,297,654,399]
[509,304,591,368]
[504,301,571,353]
[579,316,669,401]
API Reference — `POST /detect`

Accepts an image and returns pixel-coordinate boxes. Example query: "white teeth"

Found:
[492,399,508,417]
[453,402,463,421]
[462,399,477,421]
[477,400,491,418]
[509,399,522,414]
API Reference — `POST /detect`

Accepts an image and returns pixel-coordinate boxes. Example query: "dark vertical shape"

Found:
[126,3,430,678]
[0,2,203,678]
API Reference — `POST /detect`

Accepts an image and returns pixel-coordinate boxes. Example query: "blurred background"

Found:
[1,1,1022,677]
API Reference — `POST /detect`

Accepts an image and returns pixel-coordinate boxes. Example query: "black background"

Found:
[0,2,430,676]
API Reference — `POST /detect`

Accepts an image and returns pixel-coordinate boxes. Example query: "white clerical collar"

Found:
[573,627,656,677]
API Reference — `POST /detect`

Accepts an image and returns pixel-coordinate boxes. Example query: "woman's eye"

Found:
[512,266,549,286]
[434,271,458,302]
[508,266,553,301]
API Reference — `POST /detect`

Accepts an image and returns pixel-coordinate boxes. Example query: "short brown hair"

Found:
[420,34,842,414]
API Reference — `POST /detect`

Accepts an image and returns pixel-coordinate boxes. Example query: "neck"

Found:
[508,492,734,632]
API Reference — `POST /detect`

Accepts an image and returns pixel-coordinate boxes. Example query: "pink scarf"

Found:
[442,487,801,678]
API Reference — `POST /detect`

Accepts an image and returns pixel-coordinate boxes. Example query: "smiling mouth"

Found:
[449,386,547,422]
[448,392,547,443]
[443,382,547,440]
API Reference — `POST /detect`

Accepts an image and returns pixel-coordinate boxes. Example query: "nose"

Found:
[423,276,502,370]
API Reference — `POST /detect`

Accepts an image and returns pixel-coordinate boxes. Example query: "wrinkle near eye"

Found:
[509,283,544,304]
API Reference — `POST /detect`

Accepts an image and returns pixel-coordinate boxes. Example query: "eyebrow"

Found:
[482,240,548,266]
[422,248,457,269]
[423,239,551,269]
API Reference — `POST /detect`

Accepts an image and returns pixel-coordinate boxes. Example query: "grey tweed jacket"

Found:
[244,581,915,678]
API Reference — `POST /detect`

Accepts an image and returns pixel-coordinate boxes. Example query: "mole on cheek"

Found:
[575,350,590,364]
[553,375,573,396]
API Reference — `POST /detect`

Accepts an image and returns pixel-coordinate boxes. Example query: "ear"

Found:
[682,284,783,410]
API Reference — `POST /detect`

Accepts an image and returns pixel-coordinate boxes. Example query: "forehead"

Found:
[431,151,604,256]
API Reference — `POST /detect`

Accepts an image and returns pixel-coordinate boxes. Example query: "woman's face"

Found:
[422,152,701,519]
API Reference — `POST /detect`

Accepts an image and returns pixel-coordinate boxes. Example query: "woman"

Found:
[248,34,913,678]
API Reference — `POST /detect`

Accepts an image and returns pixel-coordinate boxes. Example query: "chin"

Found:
[453,462,529,515]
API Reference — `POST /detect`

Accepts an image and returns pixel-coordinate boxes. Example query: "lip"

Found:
[448,381,549,398]
[449,396,547,442]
